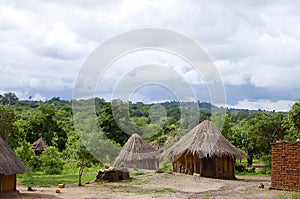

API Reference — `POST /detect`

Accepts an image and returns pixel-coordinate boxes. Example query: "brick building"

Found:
[271,141,300,191]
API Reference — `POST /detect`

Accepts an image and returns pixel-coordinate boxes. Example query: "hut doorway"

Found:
[0,174,16,194]
[202,157,216,178]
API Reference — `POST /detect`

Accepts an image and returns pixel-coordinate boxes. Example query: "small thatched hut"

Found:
[31,137,48,155]
[0,137,26,195]
[161,120,244,179]
[114,134,159,170]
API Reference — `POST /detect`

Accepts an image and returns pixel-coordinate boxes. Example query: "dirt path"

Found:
[4,173,293,199]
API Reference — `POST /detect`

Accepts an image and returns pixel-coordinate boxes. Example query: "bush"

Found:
[15,141,35,166]
[235,162,246,172]
[260,154,272,170]
[246,166,256,173]
[39,146,65,174]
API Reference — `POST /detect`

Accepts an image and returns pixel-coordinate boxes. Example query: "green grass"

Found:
[160,163,173,172]
[18,166,99,187]
[153,187,174,194]
[18,166,153,187]
[236,170,270,177]
[240,158,261,164]
[276,193,300,199]
[130,171,152,178]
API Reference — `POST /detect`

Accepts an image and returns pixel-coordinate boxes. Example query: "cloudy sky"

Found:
[1,0,300,111]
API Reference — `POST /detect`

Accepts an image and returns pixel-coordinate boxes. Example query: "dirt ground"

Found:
[2,172,294,199]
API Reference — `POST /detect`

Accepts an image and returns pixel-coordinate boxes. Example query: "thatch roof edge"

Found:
[160,120,245,162]
[0,137,26,175]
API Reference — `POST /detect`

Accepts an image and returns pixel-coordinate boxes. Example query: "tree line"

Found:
[0,92,299,182]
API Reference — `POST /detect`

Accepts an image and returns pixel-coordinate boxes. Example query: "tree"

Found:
[15,141,35,166]
[247,112,286,155]
[283,100,300,141]
[29,104,67,150]
[0,92,19,105]
[65,130,97,186]
[0,104,18,147]
[39,146,65,174]
[233,112,286,165]
[98,101,130,145]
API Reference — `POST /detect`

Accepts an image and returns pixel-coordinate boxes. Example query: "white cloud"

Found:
[227,99,295,112]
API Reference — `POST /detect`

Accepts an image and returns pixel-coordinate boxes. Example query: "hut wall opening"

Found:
[0,174,16,194]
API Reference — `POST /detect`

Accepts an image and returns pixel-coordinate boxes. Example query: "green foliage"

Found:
[15,141,35,166]
[18,166,99,187]
[247,112,286,156]
[160,163,173,172]
[0,104,18,148]
[235,162,246,172]
[0,92,19,105]
[39,146,65,174]
[64,130,98,185]
[27,104,67,150]
[98,101,130,145]
[260,154,272,170]
[283,100,300,141]
[276,193,300,199]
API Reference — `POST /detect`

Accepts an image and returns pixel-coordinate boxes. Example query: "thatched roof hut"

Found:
[31,137,48,155]
[0,137,26,194]
[114,134,159,170]
[161,120,244,179]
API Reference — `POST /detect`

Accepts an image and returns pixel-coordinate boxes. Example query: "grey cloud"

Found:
[0,0,299,111]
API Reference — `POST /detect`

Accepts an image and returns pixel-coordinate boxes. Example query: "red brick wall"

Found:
[271,141,300,191]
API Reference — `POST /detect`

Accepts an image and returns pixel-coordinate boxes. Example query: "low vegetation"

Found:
[276,193,300,199]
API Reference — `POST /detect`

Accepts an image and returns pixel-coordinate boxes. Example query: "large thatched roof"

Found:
[0,137,26,175]
[114,134,159,165]
[161,120,245,162]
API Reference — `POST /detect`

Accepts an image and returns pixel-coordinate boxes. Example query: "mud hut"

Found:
[31,137,48,155]
[0,137,26,195]
[114,134,159,170]
[161,120,244,179]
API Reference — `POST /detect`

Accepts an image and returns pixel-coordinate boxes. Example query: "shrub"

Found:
[235,162,246,172]
[39,146,65,174]
[15,141,35,166]
[246,166,256,173]
[260,154,272,170]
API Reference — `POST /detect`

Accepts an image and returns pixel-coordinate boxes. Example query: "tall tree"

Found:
[29,104,66,150]
[65,130,97,186]
[283,100,300,141]
[0,92,19,105]
[0,104,17,147]
[98,101,131,145]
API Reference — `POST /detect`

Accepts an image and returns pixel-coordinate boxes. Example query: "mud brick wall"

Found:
[271,141,300,191]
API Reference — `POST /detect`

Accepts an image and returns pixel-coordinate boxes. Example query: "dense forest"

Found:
[0,92,300,183]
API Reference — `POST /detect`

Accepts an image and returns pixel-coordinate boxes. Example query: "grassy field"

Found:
[17,166,155,187]
[18,166,100,187]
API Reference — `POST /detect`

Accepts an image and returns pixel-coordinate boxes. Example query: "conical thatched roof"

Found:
[0,137,26,175]
[161,120,245,162]
[114,134,159,165]
[31,137,48,153]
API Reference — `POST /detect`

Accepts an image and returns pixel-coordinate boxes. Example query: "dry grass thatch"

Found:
[114,134,159,165]
[0,137,26,175]
[31,137,48,154]
[160,120,245,162]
